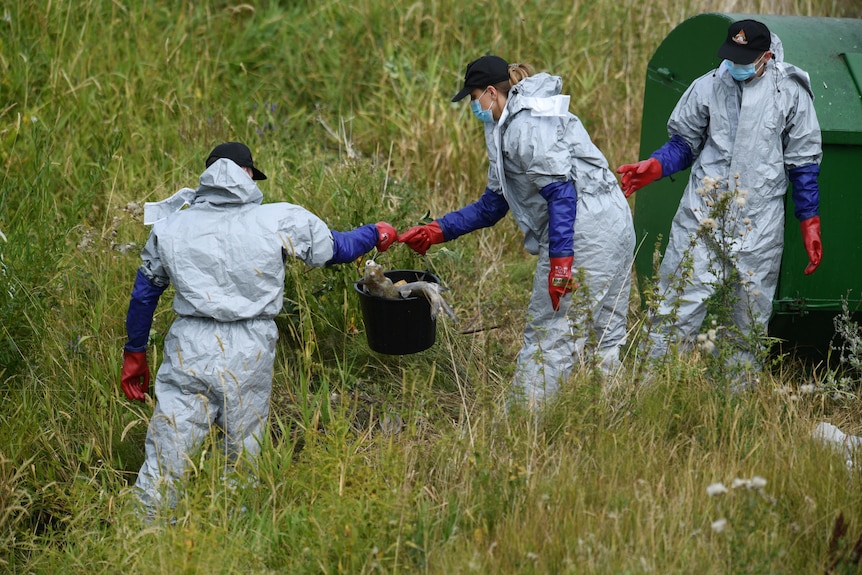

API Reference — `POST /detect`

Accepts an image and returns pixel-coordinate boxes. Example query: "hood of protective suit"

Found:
[194,158,264,207]
[770,32,784,63]
[505,73,571,120]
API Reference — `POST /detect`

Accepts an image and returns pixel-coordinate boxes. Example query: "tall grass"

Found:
[2,0,862,573]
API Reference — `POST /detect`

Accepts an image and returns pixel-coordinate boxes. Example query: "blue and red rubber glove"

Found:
[121,350,150,401]
[375,222,397,252]
[398,221,445,255]
[548,256,576,311]
[800,215,822,275]
[616,158,662,198]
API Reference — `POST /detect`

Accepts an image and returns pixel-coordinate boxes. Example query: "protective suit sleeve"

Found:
[539,180,577,258]
[124,269,168,352]
[789,164,820,221]
[436,187,509,241]
[328,224,378,265]
[649,134,694,177]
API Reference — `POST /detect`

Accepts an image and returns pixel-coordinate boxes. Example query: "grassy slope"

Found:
[2,0,862,573]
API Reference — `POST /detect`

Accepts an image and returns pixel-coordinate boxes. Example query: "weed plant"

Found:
[2,0,862,573]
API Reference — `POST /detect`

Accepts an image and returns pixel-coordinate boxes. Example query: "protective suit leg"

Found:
[572,191,635,378]
[134,344,215,512]
[727,247,781,369]
[648,235,715,359]
[512,251,577,406]
[134,318,276,513]
[215,320,276,467]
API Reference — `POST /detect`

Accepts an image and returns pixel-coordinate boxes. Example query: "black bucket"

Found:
[354,269,440,355]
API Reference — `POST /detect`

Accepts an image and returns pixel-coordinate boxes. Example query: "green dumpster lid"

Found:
[648,13,862,145]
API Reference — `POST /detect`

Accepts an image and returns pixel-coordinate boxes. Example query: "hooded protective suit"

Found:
[127,159,373,511]
[497,73,634,401]
[647,34,822,359]
[434,73,634,403]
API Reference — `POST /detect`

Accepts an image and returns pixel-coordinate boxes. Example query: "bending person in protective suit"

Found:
[400,56,635,406]
[617,19,823,368]
[120,142,397,514]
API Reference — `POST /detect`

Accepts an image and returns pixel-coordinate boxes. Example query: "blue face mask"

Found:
[470,88,495,123]
[724,57,764,82]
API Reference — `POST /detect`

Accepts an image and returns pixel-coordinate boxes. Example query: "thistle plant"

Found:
[819,295,862,400]
[691,175,774,384]
[636,175,774,387]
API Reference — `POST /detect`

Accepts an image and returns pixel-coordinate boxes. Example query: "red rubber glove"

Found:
[121,350,150,402]
[375,222,397,252]
[800,215,822,275]
[548,256,576,311]
[616,158,662,198]
[397,221,445,255]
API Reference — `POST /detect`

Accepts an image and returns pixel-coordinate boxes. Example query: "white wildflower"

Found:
[731,476,767,490]
[743,218,751,225]
[711,518,727,533]
[702,176,718,189]
[800,384,815,394]
[700,218,717,230]
[735,196,747,208]
[706,482,728,496]
[701,340,716,354]
[707,329,717,341]
[697,333,708,343]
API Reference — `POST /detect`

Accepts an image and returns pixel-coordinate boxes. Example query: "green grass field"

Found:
[3,0,862,573]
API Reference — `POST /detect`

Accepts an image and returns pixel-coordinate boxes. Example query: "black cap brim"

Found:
[717,43,760,64]
[250,167,267,180]
[451,86,474,102]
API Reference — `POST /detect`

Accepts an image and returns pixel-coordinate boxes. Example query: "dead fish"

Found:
[357,260,457,321]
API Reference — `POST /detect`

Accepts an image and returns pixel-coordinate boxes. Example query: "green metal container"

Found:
[633,12,862,357]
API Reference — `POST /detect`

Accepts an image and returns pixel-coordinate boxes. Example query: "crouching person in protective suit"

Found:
[120,142,396,515]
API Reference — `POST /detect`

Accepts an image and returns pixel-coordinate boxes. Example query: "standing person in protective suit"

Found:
[616,19,823,368]
[119,142,397,514]
[399,56,635,405]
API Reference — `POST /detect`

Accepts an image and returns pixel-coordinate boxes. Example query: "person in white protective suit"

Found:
[399,56,635,405]
[119,142,397,513]
[617,19,823,368]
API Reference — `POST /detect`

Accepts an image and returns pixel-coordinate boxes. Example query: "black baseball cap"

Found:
[451,55,510,102]
[205,142,267,180]
[717,19,771,64]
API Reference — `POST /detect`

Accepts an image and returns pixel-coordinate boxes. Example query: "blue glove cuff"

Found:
[789,164,820,221]
[328,224,378,265]
[539,180,577,258]
[125,269,167,352]
[437,187,509,241]
[650,134,693,177]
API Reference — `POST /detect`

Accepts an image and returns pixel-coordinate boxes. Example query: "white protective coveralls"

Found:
[133,159,335,510]
[648,35,822,359]
[491,73,635,402]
